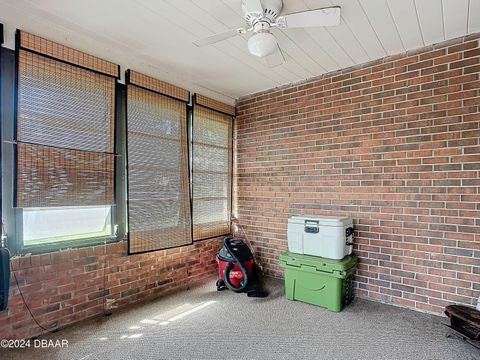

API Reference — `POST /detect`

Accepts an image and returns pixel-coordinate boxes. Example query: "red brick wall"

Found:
[0,238,222,339]
[234,34,480,314]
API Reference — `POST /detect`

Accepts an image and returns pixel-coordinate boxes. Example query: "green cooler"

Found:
[279,252,358,312]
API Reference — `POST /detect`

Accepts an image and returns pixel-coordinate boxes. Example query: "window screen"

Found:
[15,31,118,246]
[126,70,191,254]
[192,95,234,240]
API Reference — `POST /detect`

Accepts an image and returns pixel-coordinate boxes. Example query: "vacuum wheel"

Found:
[216,279,226,291]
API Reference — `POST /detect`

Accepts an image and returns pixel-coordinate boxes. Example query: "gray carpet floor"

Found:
[1,276,478,360]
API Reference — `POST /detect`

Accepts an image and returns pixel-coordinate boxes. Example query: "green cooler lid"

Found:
[279,252,358,273]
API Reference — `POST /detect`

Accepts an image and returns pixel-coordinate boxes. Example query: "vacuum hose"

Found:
[223,237,249,293]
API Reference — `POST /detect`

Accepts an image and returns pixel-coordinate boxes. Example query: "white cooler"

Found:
[287,216,354,260]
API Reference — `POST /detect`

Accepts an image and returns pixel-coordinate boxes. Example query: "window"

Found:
[15,31,119,249]
[192,95,234,240]
[22,206,112,245]
[126,70,191,254]
[5,31,234,253]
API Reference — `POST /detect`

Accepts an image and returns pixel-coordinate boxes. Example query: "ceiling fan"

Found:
[193,0,341,67]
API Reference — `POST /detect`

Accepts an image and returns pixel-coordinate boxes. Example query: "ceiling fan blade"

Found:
[193,28,246,47]
[276,6,341,29]
[264,45,284,68]
[242,0,263,14]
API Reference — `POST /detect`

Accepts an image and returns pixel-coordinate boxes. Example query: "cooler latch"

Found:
[304,220,319,234]
[346,227,354,246]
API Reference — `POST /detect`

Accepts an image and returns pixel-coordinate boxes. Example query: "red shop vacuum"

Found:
[216,237,267,297]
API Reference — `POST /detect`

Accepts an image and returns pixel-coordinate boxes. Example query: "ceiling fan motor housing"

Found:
[242,0,283,28]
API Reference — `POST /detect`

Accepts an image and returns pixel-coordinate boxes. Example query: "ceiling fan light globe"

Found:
[247,32,277,57]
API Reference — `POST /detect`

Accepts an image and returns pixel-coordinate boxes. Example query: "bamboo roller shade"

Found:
[19,30,119,77]
[128,70,189,102]
[127,80,192,253]
[16,32,117,208]
[16,143,114,207]
[192,105,233,240]
[195,94,235,116]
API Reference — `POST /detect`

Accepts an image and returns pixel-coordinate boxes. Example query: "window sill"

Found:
[19,235,122,256]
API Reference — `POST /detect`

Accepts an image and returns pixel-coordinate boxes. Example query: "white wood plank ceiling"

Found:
[1,0,479,104]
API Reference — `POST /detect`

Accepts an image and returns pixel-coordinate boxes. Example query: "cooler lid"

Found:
[279,252,358,273]
[288,215,352,226]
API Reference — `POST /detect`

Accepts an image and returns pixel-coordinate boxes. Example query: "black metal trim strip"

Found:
[1,48,21,254]
[125,70,132,254]
[186,104,194,245]
[13,30,19,208]
[191,102,196,240]
[229,115,234,236]
[0,29,2,241]
[190,104,195,241]
[112,80,121,238]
